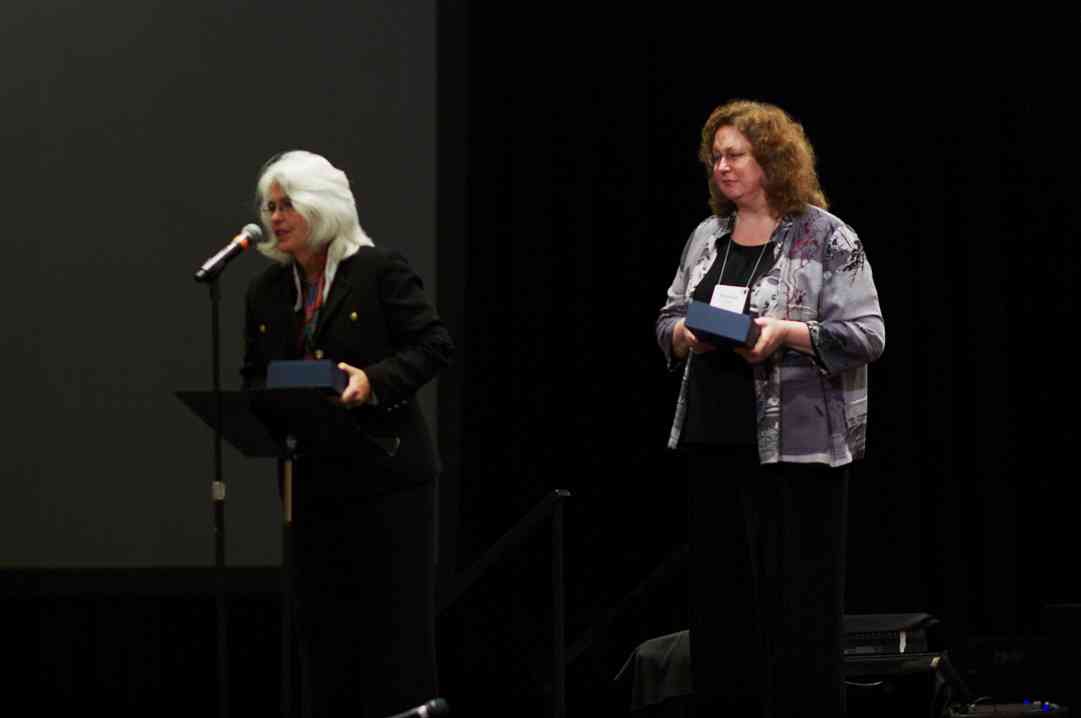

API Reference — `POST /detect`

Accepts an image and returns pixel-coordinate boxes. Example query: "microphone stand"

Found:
[192,232,258,718]
[207,276,230,718]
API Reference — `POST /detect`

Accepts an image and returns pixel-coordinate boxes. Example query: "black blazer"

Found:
[241,245,453,491]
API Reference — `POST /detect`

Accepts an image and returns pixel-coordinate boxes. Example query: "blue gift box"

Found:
[685,300,760,349]
[266,359,348,394]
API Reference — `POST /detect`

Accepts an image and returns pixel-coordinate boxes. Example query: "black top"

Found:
[241,247,454,492]
[680,237,777,448]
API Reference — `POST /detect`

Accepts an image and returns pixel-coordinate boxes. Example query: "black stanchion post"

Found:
[552,492,566,718]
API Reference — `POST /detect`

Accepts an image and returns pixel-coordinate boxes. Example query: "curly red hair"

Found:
[699,100,827,217]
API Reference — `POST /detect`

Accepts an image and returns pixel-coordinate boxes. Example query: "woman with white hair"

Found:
[242,150,452,717]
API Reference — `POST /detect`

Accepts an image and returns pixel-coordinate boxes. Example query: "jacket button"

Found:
[314,349,324,359]
[350,311,358,321]
[259,324,267,334]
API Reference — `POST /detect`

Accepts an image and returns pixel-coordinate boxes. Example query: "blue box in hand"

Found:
[266,359,348,394]
[685,300,760,349]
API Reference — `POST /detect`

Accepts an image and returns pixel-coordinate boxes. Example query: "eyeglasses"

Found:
[710,150,750,167]
[262,197,297,215]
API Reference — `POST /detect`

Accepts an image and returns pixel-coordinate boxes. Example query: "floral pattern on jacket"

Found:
[656,206,885,467]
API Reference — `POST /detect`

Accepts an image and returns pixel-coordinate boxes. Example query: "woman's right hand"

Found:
[673,318,716,359]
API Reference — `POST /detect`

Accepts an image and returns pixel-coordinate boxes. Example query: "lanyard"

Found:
[716,237,769,289]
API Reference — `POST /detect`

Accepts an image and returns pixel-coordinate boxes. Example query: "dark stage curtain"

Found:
[436,7,1078,715]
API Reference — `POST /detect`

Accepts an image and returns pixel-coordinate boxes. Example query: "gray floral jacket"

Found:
[656,206,885,467]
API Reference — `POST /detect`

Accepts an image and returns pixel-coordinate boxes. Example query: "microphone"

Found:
[931,652,974,707]
[383,698,449,718]
[194,223,263,283]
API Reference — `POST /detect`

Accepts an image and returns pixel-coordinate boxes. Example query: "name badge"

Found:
[710,284,749,313]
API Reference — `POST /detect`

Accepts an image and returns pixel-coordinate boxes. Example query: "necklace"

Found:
[732,210,779,247]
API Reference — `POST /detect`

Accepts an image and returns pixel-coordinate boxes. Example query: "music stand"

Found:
[176,386,365,717]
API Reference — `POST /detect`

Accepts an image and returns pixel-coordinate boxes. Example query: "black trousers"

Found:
[688,449,849,717]
[291,473,438,718]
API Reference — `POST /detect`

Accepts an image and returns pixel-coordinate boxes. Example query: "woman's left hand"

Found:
[735,317,801,364]
[338,362,372,406]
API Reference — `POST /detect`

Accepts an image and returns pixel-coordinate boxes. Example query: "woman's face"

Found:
[711,125,767,208]
[265,181,311,256]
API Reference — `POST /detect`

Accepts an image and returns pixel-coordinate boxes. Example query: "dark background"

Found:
[3,0,437,568]
[6,4,1081,716]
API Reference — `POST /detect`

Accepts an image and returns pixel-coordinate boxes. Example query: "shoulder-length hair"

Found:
[254,150,374,263]
[699,100,828,217]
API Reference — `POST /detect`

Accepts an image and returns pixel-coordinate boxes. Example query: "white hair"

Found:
[254,150,374,263]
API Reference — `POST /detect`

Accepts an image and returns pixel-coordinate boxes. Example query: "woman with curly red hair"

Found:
[657,100,885,716]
